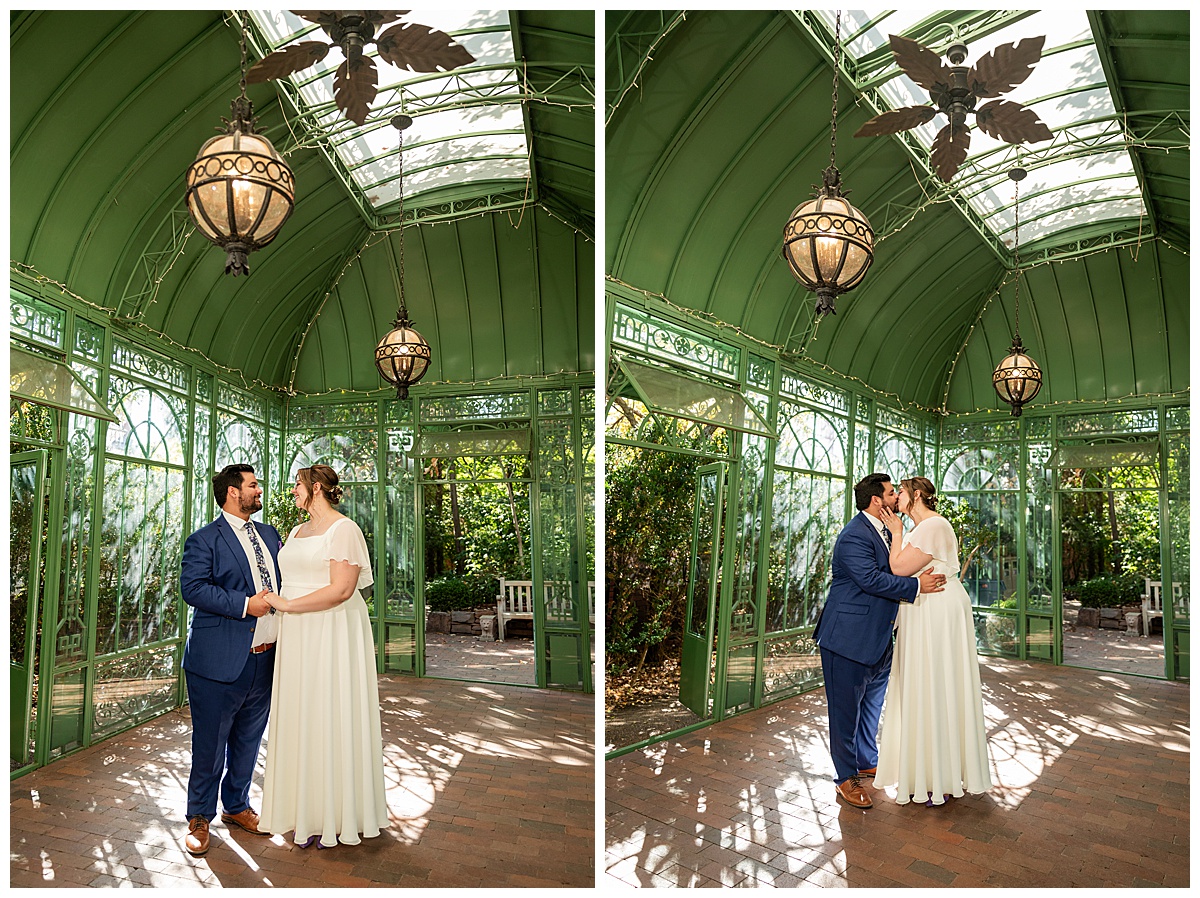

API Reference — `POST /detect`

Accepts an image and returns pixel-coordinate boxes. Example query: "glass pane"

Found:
[766,471,843,634]
[385,428,418,621]
[974,610,1018,657]
[339,483,377,617]
[621,357,772,437]
[92,645,179,740]
[538,415,578,626]
[11,345,116,422]
[777,401,847,475]
[286,430,379,482]
[1168,434,1189,625]
[762,633,821,700]
[106,378,187,464]
[730,434,767,638]
[56,418,98,667]
[97,462,185,655]
[416,428,530,458]
[1025,444,1054,613]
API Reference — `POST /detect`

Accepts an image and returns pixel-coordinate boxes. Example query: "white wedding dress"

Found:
[260,517,388,845]
[876,515,992,805]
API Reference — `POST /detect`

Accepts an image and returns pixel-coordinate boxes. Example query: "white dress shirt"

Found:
[221,510,280,645]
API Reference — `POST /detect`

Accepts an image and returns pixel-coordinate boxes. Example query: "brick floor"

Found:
[11,676,595,888]
[605,656,1189,888]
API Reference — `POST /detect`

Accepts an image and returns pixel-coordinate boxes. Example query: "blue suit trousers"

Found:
[185,647,274,820]
[820,641,893,784]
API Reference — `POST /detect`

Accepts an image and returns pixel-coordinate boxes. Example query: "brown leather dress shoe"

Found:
[835,776,873,809]
[185,816,210,856]
[858,766,877,777]
[221,807,266,835]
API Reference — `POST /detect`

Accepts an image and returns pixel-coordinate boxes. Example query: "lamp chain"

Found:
[397,120,407,319]
[238,16,249,103]
[829,10,841,171]
[1013,175,1020,340]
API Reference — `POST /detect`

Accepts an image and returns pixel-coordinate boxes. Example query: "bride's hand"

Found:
[264,592,288,611]
[881,506,903,540]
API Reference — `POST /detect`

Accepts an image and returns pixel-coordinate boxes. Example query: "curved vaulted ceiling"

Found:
[11,9,594,395]
[606,10,1187,414]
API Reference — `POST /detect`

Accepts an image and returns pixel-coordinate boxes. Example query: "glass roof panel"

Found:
[248,8,529,212]
[816,9,1147,250]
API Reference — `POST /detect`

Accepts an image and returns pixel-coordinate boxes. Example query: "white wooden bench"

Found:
[496,578,596,641]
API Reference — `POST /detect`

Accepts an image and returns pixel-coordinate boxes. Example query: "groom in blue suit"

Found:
[814,472,944,809]
[179,464,283,856]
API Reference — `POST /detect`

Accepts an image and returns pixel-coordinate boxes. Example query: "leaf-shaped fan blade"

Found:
[975,100,1053,144]
[365,11,410,27]
[246,41,330,83]
[854,105,937,138]
[889,34,952,94]
[291,11,342,29]
[375,22,476,72]
[930,122,971,182]
[970,36,1045,98]
[333,55,379,126]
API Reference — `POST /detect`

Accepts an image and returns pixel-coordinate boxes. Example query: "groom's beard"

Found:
[239,496,263,515]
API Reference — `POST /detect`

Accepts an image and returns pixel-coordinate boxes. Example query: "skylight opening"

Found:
[247,9,531,212]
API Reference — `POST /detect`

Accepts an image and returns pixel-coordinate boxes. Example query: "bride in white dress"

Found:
[259,464,388,846]
[875,476,992,806]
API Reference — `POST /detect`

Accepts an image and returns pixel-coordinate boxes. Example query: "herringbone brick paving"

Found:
[11,676,594,888]
[606,656,1188,888]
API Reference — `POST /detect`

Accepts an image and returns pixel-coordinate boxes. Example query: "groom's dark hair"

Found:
[853,472,891,511]
[213,463,255,506]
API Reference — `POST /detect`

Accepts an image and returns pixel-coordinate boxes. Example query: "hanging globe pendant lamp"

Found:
[184,21,294,276]
[992,165,1043,416]
[782,11,874,317]
[375,113,432,400]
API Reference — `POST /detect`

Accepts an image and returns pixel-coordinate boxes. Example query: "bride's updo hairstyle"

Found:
[901,476,939,512]
[298,464,344,509]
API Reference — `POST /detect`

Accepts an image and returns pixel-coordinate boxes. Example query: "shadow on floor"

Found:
[11,676,594,888]
[605,656,1188,888]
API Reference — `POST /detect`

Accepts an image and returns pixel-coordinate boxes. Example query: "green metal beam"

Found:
[605,10,688,125]
[1087,11,1160,243]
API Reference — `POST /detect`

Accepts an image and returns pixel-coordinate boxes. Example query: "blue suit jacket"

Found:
[813,512,918,666]
[180,516,283,683]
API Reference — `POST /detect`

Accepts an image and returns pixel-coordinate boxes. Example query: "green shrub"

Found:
[1078,574,1142,609]
[426,575,497,612]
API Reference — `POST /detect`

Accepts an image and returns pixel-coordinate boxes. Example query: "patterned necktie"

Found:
[882,524,892,550]
[244,521,275,592]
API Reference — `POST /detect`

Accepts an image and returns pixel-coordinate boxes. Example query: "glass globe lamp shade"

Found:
[783,190,874,317]
[375,316,431,400]
[992,339,1043,417]
[185,125,294,276]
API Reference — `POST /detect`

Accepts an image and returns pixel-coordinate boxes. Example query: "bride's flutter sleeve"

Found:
[907,518,958,567]
[327,518,375,591]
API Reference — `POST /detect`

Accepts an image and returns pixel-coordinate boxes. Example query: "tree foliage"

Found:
[605,441,707,674]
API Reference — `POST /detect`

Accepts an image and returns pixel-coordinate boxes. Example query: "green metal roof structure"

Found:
[606,10,1187,414]
[12,9,594,396]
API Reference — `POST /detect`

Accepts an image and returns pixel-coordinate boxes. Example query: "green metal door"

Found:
[11,449,48,767]
[679,463,726,717]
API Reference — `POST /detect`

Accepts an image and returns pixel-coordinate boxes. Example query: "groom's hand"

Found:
[918,567,946,594]
[247,588,271,617]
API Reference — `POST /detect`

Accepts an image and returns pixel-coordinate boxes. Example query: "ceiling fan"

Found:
[854,34,1053,182]
[246,11,476,127]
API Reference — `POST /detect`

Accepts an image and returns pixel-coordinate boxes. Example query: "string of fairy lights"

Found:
[606,266,1188,419]
[13,260,587,401]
